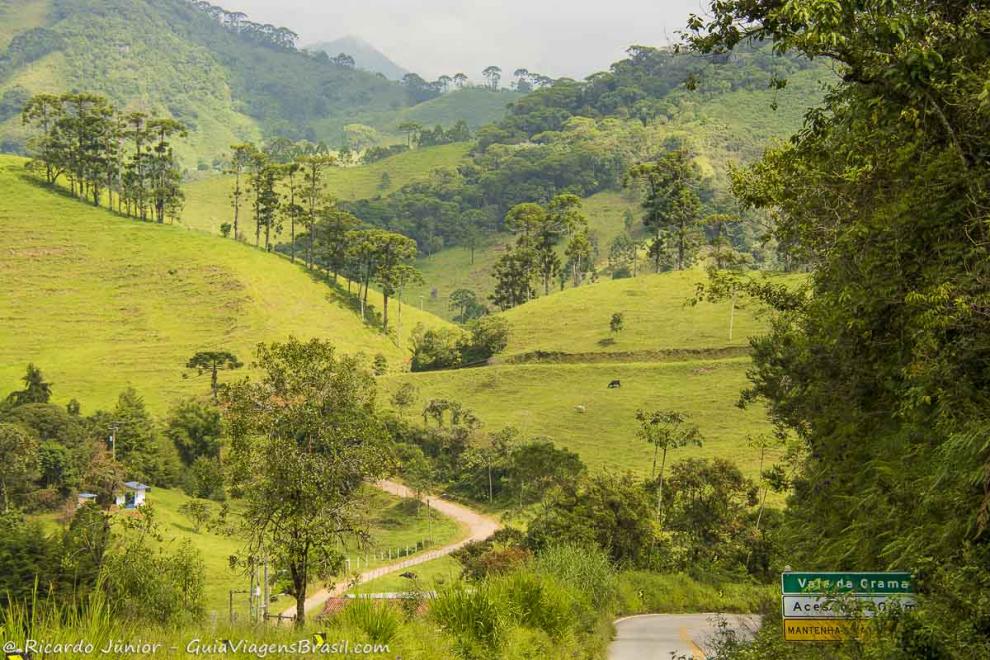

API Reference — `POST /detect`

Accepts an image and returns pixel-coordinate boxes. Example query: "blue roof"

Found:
[123,481,149,490]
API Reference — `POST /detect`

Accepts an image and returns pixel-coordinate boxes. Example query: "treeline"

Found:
[387,389,778,580]
[21,92,185,223]
[223,141,421,331]
[185,0,298,50]
[343,43,807,268]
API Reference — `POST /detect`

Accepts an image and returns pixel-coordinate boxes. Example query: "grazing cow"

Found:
[400,571,418,579]
[575,405,587,413]
[608,379,621,389]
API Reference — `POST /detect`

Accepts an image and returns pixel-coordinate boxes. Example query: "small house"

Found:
[115,481,149,509]
[77,492,98,507]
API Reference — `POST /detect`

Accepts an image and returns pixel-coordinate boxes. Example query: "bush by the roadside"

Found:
[615,571,772,615]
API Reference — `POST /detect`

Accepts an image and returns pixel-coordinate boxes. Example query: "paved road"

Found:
[279,480,500,620]
[609,613,761,659]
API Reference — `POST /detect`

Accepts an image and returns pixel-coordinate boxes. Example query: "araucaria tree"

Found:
[185,351,243,402]
[493,194,588,307]
[222,338,391,626]
[626,150,702,271]
[22,92,184,222]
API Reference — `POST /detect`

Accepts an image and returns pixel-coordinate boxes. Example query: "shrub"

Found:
[493,570,578,640]
[410,325,466,372]
[342,598,401,644]
[431,581,507,653]
[181,456,225,501]
[534,543,617,611]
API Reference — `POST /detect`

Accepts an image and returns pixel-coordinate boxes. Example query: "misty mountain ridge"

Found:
[307,35,409,80]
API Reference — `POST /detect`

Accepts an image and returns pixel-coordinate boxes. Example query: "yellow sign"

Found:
[783,618,864,641]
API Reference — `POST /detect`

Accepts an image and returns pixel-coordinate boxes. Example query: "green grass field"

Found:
[123,486,462,614]
[379,88,523,133]
[385,358,774,477]
[497,270,774,358]
[0,156,446,413]
[181,142,471,236]
[349,555,463,595]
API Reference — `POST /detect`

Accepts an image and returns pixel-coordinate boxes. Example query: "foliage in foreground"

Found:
[686,0,990,656]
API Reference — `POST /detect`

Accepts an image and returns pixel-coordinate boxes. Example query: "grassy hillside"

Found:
[0,156,446,412]
[387,271,798,479]
[497,270,769,358]
[380,88,524,133]
[181,142,472,235]
[385,358,772,476]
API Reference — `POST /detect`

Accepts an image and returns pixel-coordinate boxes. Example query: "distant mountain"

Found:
[0,0,412,160]
[307,35,408,81]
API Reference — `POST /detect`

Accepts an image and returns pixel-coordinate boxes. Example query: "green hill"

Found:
[385,358,771,476]
[380,88,524,134]
[0,155,447,412]
[496,270,780,359]
[385,269,795,476]
[0,0,414,161]
[181,142,472,235]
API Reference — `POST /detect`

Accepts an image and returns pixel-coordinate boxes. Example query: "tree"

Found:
[222,338,391,626]
[0,423,39,512]
[178,499,212,533]
[453,73,468,89]
[490,246,536,311]
[280,161,303,262]
[146,118,186,223]
[372,231,419,331]
[227,143,257,241]
[298,152,337,269]
[482,66,502,91]
[504,195,587,295]
[249,151,282,250]
[635,409,702,527]
[450,288,482,323]
[166,399,222,465]
[610,312,624,334]
[185,351,243,402]
[687,3,990,651]
[526,472,658,566]
[508,440,585,505]
[5,363,53,407]
[397,121,422,147]
[390,382,418,415]
[703,213,741,269]
[626,151,702,271]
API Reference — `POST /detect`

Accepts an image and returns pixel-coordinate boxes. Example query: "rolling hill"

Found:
[379,88,524,134]
[386,269,795,477]
[0,155,448,413]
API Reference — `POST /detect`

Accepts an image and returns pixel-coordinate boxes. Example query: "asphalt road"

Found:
[609,613,761,659]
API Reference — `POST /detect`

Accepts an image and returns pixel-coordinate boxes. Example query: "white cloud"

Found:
[211,0,705,80]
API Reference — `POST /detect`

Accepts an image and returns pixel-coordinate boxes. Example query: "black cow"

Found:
[607,379,621,389]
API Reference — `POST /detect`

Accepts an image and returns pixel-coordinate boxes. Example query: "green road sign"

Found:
[781,571,912,595]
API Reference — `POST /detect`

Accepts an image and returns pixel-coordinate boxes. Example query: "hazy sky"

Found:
[215,0,706,80]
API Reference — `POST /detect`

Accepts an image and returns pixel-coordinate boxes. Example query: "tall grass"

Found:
[341,598,401,644]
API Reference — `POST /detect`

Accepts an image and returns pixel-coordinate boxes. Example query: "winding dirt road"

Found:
[279,480,500,620]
